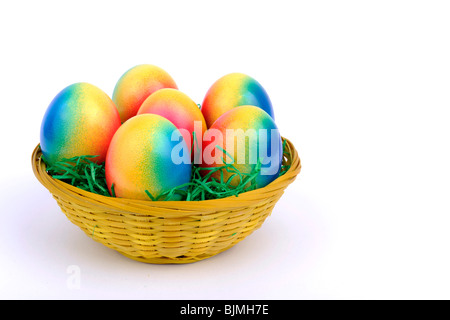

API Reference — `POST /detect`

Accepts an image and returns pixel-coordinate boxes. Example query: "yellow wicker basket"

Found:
[31,137,301,264]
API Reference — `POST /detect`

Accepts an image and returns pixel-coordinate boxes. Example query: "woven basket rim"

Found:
[31,137,301,217]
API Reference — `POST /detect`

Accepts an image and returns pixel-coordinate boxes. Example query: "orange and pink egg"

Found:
[137,88,207,159]
[112,64,178,123]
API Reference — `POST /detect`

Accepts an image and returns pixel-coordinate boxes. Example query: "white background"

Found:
[1,0,450,300]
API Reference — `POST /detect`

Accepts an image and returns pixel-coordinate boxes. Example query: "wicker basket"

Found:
[31,137,301,264]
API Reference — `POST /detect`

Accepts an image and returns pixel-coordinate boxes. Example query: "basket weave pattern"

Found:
[32,137,301,264]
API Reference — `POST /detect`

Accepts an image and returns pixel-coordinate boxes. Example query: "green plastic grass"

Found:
[146,147,264,201]
[43,139,290,201]
[43,155,111,197]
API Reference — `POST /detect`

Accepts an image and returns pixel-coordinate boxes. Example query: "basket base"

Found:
[118,251,221,264]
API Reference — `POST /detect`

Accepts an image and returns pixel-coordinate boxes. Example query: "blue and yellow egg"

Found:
[201,73,274,128]
[200,105,282,189]
[105,114,192,200]
[40,82,121,166]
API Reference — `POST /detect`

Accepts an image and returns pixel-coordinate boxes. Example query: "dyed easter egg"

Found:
[105,114,192,201]
[200,105,282,189]
[201,73,274,128]
[40,82,121,167]
[137,88,207,160]
[112,64,178,123]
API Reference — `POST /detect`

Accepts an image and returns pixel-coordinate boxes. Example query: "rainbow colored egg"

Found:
[105,114,192,200]
[40,82,121,167]
[201,73,274,128]
[112,64,178,123]
[200,105,282,189]
[137,88,207,160]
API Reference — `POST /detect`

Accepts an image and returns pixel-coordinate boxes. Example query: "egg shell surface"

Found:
[112,64,178,123]
[201,73,274,128]
[200,105,282,189]
[105,114,192,200]
[137,88,207,158]
[40,82,121,166]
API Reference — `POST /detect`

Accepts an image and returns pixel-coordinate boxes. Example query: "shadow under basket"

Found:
[31,137,301,264]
